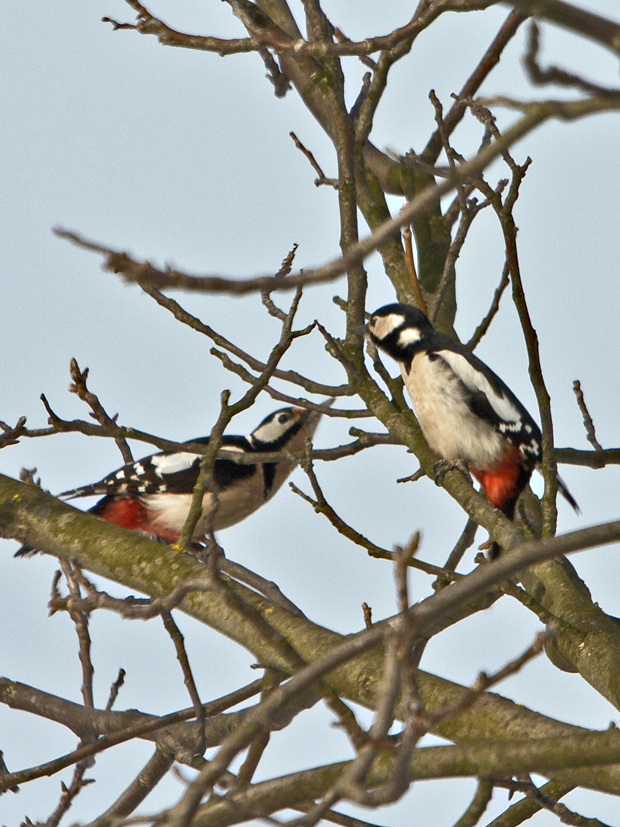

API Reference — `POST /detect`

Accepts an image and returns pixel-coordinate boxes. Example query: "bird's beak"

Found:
[294,397,334,425]
[352,324,368,337]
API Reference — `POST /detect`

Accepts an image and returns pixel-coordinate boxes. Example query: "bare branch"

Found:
[465,261,510,350]
[58,561,95,709]
[451,779,494,827]
[105,670,126,713]
[105,0,500,60]
[0,677,262,792]
[524,19,620,97]
[290,132,338,188]
[67,359,133,463]
[507,0,620,57]
[555,447,620,468]
[43,763,95,827]
[0,416,27,449]
[495,774,613,826]
[402,225,427,313]
[138,281,351,397]
[484,779,575,825]
[572,380,603,452]
[54,96,620,297]
[293,450,444,577]
[84,746,174,827]
[103,1,257,55]
[422,8,528,164]
[162,611,206,760]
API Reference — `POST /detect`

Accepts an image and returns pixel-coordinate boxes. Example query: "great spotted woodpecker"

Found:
[365,303,578,555]
[16,406,322,554]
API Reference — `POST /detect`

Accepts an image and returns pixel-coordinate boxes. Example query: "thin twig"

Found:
[0,680,263,792]
[442,518,479,573]
[105,669,126,712]
[162,611,206,759]
[139,280,351,397]
[290,132,338,188]
[402,225,427,313]
[292,457,441,577]
[58,561,95,708]
[466,261,510,350]
[524,19,620,97]
[220,559,308,619]
[421,8,529,164]
[176,287,307,548]
[0,416,27,449]
[572,380,603,451]
[43,763,95,827]
[494,774,612,826]
[68,359,133,464]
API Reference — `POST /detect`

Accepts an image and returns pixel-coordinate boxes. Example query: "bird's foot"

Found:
[432,459,470,486]
[186,537,225,567]
[478,536,503,560]
[137,530,170,545]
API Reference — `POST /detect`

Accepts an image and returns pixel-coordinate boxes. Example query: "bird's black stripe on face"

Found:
[254,416,305,451]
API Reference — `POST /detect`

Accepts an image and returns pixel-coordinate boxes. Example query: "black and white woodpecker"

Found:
[365,303,578,554]
[16,406,322,554]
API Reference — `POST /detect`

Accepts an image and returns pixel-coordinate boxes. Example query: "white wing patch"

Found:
[150,452,200,476]
[437,350,521,423]
[150,445,244,477]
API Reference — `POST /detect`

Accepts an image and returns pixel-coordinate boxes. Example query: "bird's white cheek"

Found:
[369,313,405,341]
[397,328,422,348]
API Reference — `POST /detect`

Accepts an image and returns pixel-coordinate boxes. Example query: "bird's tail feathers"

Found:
[558,474,580,514]
[534,465,579,514]
[59,484,102,500]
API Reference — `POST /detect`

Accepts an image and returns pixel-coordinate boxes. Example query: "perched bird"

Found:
[365,302,578,555]
[16,406,322,554]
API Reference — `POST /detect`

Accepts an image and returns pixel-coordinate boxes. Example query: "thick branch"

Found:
[177,729,620,827]
[3,473,620,794]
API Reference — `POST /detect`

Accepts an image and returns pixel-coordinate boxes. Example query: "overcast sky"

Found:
[3,2,620,825]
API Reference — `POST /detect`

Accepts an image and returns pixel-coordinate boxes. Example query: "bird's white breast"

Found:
[145,473,267,538]
[403,352,505,467]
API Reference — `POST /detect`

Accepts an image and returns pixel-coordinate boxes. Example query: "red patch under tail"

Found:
[90,498,180,543]
[471,444,532,559]
[470,443,527,520]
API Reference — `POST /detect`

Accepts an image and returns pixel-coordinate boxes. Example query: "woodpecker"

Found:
[365,303,578,555]
[16,406,322,555]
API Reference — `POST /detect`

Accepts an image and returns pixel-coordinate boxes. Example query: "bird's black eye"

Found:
[278,413,291,424]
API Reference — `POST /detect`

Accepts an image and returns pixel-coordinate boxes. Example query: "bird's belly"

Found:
[145,476,266,539]
[404,356,505,467]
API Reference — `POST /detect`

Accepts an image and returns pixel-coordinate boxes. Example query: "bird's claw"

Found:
[432,459,470,486]
[138,530,170,544]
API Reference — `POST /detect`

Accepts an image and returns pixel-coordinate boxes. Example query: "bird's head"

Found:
[250,405,325,452]
[365,303,433,361]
